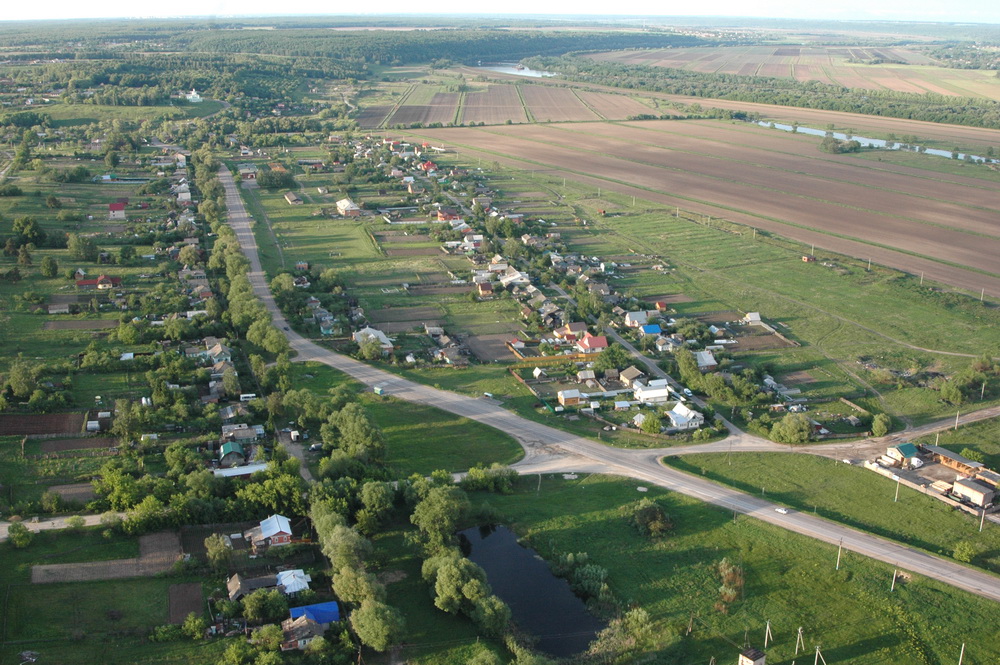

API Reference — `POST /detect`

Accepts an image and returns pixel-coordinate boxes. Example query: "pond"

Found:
[459,525,606,657]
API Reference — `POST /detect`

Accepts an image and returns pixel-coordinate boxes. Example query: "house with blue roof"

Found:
[290,601,340,625]
[640,323,662,337]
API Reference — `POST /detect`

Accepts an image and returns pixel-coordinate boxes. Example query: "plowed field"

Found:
[405,120,1000,297]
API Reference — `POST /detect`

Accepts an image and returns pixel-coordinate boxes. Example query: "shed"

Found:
[640,323,662,336]
[557,389,582,407]
[953,478,996,507]
[923,445,984,475]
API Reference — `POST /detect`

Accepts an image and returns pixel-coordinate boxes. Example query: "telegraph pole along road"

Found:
[220,166,1000,605]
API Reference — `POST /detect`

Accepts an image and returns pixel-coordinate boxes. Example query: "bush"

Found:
[953,541,978,563]
[626,498,673,539]
[7,522,34,548]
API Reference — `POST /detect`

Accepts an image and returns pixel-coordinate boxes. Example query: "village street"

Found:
[219,166,1000,604]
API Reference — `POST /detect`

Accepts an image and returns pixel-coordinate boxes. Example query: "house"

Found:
[76,275,122,291]
[634,384,674,405]
[284,192,303,205]
[244,514,293,552]
[276,569,312,595]
[744,312,763,325]
[108,202,126,220]
[624,311,651,327]
[213,462,268,479]
[640,323,662,337]
[434,347,468,366]
[739,649,767,665]
[557,389,582,407]
[632,412,653,429]
[238,164,258,180]
[185,88,202,103]
[554,322,589,340]
[353,326,393,354]
[227,573,277,601]
[210,360,236,380]
[577,369,597,383]
[336,198,361,217]
[289,601,340,626]
[620,366,646,388]
[695,350,718,372]
[295,261,309,271]
[953,478,996,507]
[437,206,462,222]
[220,403,250,424]
[219,441,246,468]
[886,443,921,467]
[280,615,326,651]
[477,282,494,297]
[576,332,608,354]
[656,336,683,354]
[207,343,233,364]
[666,402,704,430]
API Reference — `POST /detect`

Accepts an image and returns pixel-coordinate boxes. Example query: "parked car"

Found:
[774,507,789,515]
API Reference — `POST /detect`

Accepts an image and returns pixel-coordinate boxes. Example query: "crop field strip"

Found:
[464,67,1000,152]
[587,46,1000,100]
[404,122,1000,297]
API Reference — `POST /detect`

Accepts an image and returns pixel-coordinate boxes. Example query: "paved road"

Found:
[218,166,1000,604]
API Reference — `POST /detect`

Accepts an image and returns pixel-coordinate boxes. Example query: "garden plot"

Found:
[465,334,519,362]
[167,583,203,624]
[367,306,444,323]
[42,320,118,331]
[0,413,86,435]
[49,482,97,503]
[39,437,115,453]
[32,532,182,583]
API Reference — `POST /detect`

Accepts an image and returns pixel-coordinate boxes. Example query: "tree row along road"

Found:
[218,167,1000,604]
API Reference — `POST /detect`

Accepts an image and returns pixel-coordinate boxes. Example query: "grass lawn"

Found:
[477,474,1000,664]
[363,395,523,476]
[663,453,1000,574]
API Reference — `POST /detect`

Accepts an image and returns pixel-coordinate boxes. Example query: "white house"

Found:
[634,384,674,405]
[353,326,393,353]
[276,569,312,595]
[695,350,718,372]
[666,402,704,430]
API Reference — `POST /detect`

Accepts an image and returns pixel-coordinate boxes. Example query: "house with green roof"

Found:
[220,441,246,468]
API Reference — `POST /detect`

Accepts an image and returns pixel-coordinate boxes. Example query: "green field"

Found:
[465,474,1000,664]
[36,100,224,127]
[663,452,1000,573]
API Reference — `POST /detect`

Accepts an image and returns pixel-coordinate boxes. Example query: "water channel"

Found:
[459,525,605,657]
[474,63,558,78]
[757,120,998,163]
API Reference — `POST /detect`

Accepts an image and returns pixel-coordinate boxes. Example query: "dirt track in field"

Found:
[404,121,1000,297]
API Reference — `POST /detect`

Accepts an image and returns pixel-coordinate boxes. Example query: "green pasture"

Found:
[36,100,224,127]
[477,474,1000,664]
[664,453,1000,574]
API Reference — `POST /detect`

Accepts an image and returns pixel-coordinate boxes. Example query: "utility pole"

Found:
[795,627,805,655]
[955,411,961,430]
[958,643,965,665]
[894,477,901,502]
[891,566,897,592]
[920,272,924,285]
[980,508,986,533]
[982,381,987,400]
[981,288,985,302]
[836,539,843,570]
[814,646,827,665]
[686,613,694,635]
[868,257,872,271]
[764,620,774,648]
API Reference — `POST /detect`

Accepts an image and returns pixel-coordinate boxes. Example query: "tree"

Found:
[358,338,384,362]
[253,623,284,651]
[242,589,288,624]
[953,540,978,563]
[222,368,241,397]
[410,486,469,552]
[104,150,120,168]
[870,413,891,437]
[593,343,632,372]
[770,413,812,444]
[332,566,385,604]
[40,255,58,277]
[940,381,964,406]
[17,246,31,267]
[7,522,33,548]
[182,612,208,640]
[960,448,986,464]
[46,195,62,209]
[639,412,662,435]
[6,357,37,398]
[67,233,98,261]
[205,533,233,571]
[178,245,201,266]
[350,599,405,652]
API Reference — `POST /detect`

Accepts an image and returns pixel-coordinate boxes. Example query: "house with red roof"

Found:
[576,332,609,354]
[76,275,122,291]
[108,202,126,220]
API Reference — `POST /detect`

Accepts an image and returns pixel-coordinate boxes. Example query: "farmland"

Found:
[587,45,1000,101]
[403,119,1000,298]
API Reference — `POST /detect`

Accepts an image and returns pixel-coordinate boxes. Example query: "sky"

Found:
[3,0,1000,23]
